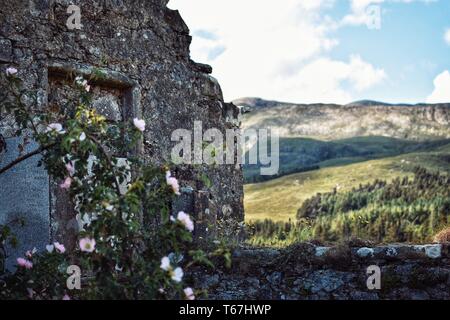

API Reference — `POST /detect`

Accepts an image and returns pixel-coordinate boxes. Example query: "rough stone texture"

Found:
[0,0,243,263]
[0,137,50,271]
[0,39,13,62]
[238,98,450,141]
[193,243,450,300]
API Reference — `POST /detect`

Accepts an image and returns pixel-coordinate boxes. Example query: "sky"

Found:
[168,0,450,104]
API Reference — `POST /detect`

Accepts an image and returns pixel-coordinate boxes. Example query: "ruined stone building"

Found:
[0,0,244,269]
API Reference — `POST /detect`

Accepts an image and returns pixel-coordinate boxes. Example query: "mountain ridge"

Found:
[233,97,450,111]
[238,97,450,141]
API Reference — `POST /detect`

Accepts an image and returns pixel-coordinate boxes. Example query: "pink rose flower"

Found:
[60,177,72,190]
[184,287,195,300]
[133,118,146,132]
[17,257,33,269]
[54,242,66,254]
[79,237,96,253]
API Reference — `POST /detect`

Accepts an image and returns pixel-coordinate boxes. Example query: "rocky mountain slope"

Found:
[236,98,450,141]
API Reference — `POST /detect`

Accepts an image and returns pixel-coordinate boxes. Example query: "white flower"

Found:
[79,132,86,141]
[75,76,90,92]
[46,244,54,253]
[184,287,195,300]
[133,118,146,132]
[171,267,183,283]
[166,171,181,195]
[177,211,194,232]
[160,256,171,271]
[6,67,17,76]
[160,256,184,283]
[47,123,65,134]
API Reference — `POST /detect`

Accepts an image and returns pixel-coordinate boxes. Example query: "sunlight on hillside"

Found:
[244,147,450,222]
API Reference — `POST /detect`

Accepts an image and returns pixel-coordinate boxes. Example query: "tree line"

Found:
[247,167,449,246]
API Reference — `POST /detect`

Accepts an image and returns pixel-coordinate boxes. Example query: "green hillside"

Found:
[244,142,450,223]
[242,99,450,246]
[244,136,450,183]
[298,167,450,243]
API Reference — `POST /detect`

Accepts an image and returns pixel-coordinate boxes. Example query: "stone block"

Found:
[0,137,50,271]
[0,39,12,62]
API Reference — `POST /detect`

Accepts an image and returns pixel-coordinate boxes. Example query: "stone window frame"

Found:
[46,62,143,246]
[47,62,143,153]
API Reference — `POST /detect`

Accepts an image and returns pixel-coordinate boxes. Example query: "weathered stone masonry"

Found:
[194,243,450,300]
[0,1,449,300]
[0,0,244,268]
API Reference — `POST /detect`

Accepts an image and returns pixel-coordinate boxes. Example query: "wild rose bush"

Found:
[0,68,228,300]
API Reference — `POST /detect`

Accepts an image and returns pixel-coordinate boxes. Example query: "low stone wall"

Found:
[193,243,450,300]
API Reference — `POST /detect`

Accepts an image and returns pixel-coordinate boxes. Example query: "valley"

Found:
[240,98,450,245]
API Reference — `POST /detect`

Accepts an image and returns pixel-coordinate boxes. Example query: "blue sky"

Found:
[169,0,450,104]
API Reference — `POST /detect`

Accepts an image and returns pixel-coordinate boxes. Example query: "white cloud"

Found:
[342,0,437,28]
[445,28,450,45]
[426,71,450,103]
[341,0,384,28]
[271,55,386,104]
[168,0,385,103]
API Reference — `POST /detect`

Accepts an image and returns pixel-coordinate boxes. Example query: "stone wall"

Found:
[0,0,244,267]
[193,243,450,300]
